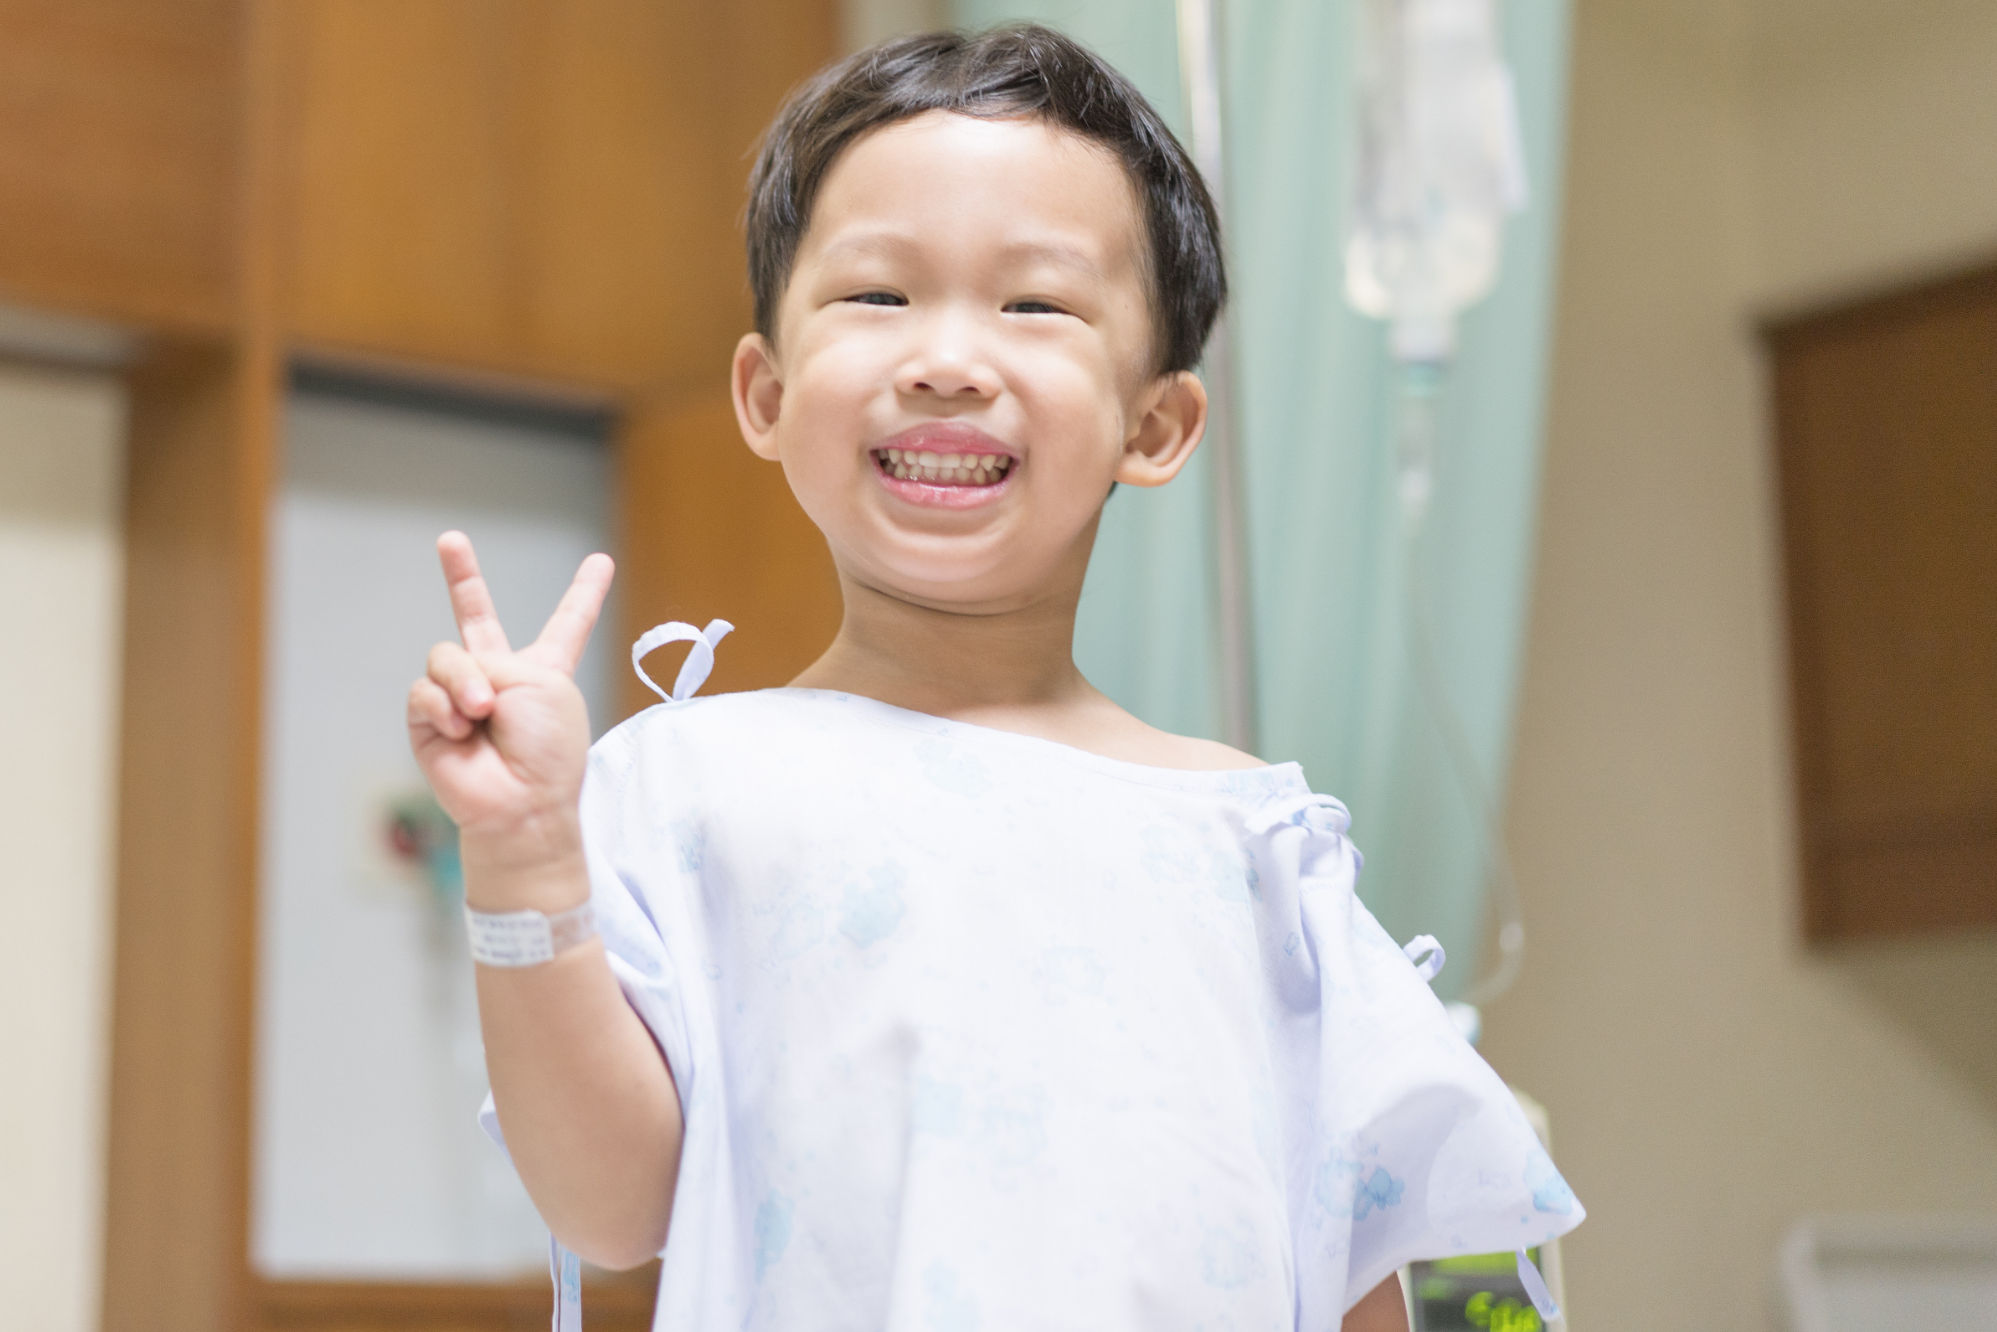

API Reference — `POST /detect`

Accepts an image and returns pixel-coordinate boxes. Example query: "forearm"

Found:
[468,842,683,1269]
[1343,1273,1409,1332]
[409,539,668,1262]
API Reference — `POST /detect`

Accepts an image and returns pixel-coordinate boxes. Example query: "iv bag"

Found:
[1346,0,1527,364]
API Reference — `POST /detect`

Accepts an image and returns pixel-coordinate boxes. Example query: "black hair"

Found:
[745,24,1226,374]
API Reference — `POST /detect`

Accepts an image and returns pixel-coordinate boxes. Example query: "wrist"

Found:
[464,897,599,967]
[459,806,589,914]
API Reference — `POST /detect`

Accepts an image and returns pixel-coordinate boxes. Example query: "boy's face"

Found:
[733,110,1205,613]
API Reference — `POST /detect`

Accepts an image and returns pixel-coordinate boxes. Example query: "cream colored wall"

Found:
[0,361,127,1332]
[1484,2,1997,1329]
[1750,0,1997,308]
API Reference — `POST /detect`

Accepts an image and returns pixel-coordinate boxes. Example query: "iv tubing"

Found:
[1395,365,1526,1008]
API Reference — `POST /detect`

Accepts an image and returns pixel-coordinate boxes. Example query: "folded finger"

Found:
[438,531,513,655]
[529,552,615,676]
[408,676,472,741]
[427,641,496,718]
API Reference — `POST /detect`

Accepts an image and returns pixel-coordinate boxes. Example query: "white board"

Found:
[254,381,614,1278]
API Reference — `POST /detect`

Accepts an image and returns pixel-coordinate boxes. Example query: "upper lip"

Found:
[874,421,1016,459]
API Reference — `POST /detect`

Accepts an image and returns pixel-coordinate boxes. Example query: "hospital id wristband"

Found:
[464,901,597,967]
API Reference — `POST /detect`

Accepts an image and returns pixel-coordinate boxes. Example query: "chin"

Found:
[844,549,1022,608]
[828,512,1083,609]
[881,567,1010,606]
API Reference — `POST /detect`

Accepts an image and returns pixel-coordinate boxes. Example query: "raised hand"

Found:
[407,532,614,900]
[408,535,682,1262]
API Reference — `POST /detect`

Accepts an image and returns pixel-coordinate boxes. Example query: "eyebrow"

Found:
[813,232,917,264]
[999,241,1109,283]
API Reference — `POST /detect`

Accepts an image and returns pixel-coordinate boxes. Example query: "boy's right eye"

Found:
[845,291,908,307]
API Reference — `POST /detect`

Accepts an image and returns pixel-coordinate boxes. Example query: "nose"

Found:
[895,308,1001,401]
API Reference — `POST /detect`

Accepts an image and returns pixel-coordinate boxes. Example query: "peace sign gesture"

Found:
[407,531,614,897]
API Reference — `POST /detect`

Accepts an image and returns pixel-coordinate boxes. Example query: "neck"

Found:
[790,547,1098,722]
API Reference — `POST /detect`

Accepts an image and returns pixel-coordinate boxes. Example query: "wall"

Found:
[0,361,128,1332]
[1484,2,1997,1329]
[1749,0,1997,309]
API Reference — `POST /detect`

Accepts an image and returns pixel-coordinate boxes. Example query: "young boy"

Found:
[408,25,1580,1332]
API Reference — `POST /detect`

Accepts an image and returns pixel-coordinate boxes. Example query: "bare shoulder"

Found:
[1104,713,1267,772]
[928,687,1268,771]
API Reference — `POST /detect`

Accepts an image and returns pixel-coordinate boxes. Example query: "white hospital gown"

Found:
[509,687,1582,1330]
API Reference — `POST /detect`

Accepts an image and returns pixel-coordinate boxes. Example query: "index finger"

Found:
[437,531,512,655]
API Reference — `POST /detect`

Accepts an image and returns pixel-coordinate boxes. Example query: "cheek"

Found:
[777,341,883,453]
[767,342,889,541]
[1013,347,1129,474]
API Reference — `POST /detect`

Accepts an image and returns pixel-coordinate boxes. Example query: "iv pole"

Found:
[1348,0,1533,1013]
[1176,0,1258,755]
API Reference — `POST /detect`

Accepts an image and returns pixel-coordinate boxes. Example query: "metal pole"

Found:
[1177,0,1258,754]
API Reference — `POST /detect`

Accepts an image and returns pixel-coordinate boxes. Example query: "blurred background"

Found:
[0,1,1992,1330]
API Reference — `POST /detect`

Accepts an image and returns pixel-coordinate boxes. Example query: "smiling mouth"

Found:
[873,447,1015,486]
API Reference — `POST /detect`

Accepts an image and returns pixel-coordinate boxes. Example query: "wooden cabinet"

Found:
[282,1,772,390]
[1768,265,1997,940]
[0,1,243,331]
[0,2,839,1328]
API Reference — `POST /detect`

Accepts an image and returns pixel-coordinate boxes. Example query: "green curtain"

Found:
[950,0,1572,998]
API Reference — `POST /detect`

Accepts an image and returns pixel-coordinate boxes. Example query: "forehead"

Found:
[801,110,1148,279]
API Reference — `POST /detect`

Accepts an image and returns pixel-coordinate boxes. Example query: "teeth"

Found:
[876,450,1014,484]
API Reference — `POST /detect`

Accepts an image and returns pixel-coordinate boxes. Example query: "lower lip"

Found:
[875,461,1014,509]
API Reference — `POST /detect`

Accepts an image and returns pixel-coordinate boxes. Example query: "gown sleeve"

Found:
[1245,792,1585,1321]
[575,718,704,1099]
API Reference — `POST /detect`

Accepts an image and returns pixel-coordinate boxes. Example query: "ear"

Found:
[1114,371,1208,488]
[732,332,785,461]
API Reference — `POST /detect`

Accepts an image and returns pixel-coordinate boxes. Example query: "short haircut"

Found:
[745,24,1226,375]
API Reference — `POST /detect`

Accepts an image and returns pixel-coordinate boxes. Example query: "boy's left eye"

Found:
[1004,300,1067,315]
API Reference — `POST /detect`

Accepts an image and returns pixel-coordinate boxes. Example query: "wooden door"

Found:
[1769,264,1997,941]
